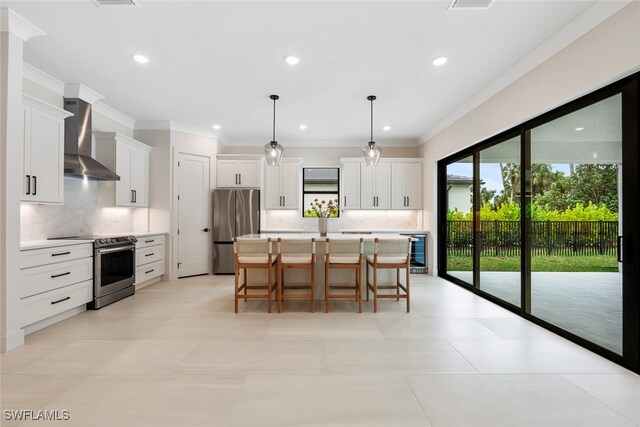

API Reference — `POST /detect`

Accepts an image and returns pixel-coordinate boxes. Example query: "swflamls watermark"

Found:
[3,409,70,421]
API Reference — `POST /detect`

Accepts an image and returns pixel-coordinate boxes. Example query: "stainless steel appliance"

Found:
[213,189,260,274]
[49,235,137,308]
[63,98,120,181]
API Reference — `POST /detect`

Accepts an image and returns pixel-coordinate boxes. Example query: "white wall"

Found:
[420,1,640,275]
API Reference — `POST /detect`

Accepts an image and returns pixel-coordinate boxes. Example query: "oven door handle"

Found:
[96,245,136,254]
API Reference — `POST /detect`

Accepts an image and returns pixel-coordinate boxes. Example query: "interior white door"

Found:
[177,152,211,277]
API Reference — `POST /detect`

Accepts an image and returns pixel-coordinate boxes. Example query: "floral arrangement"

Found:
[305,198,339,218]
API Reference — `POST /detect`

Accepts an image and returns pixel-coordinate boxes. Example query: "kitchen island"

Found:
[236,233,412,302]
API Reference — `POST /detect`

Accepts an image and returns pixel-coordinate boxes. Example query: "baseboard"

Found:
[23,305,86,336]
[135,276,162,290]
[1,329,25,352]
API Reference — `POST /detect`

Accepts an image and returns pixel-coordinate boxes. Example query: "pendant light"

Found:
[264,94,284,166]
[362,95,382,166]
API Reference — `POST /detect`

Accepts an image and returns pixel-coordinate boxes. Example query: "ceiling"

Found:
[4,0,623,147]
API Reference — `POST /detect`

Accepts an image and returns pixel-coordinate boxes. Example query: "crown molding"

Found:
[23,62,65,94]
[223,136,420,148]
[418,0,632,144]
[92,101,135,130]
[135,120,225,142]
[64,83,104,104]
[0,8,45,41]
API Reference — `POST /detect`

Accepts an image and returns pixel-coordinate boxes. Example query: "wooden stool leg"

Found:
[366,263,370,302]
[325,263,330,313]
[243,268,248,301]
[310,264,315,313]
[277,264,283,313]
[373,266,378,313]
[234,265,239,313]
[267,265,272,314]
[406,265,410,313]
[396,268,400,301]
[357,266,362,313]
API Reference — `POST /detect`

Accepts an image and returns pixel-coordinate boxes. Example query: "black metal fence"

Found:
[447,220,618,256]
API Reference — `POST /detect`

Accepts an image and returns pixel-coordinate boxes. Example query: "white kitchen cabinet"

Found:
[216,156,261,188]
[360,163,390,209]
[265,160,301,209]
[134,234,165,289]
[94,132,151,207]
[20,95,72,204]
[340,162,360,209]
[391,162,422,209]
[19,242,93,329]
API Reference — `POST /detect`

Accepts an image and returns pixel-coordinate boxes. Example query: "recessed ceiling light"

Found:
[432,56,448,66]
[285,55,300,65]
[132,54,150,64]
[298,124,307,130]
[382,126,391,131]
[575,127,585,131]
[212,124,221,130]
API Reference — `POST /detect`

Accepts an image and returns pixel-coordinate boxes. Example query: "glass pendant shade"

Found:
[264,140,284,166]
[362,141,381,166]
[265,94,283,165]
[362,95,381,166]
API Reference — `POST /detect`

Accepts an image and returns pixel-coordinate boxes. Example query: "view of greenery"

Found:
[446,162,619,273]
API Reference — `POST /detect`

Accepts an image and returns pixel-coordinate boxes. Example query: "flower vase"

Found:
[318,217,328,237]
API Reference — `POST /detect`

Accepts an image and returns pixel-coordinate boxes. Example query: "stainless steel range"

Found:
[49,235,137,309]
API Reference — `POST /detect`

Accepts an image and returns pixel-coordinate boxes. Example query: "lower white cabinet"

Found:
[134,234,165,288]
[19,242,93,328]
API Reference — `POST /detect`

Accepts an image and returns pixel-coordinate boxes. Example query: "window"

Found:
[302,168,340,217]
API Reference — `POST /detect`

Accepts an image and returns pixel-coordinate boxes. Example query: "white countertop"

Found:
[338,229,430,234]
[20,239,94,250]
[238,233,413,240]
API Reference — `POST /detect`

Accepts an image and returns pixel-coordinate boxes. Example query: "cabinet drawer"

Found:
[135,260,164,285]
[136,246,164,267]
[136,235,164,250]
[20,257,93,298]
[20,243,93,269]
[22,280,92,327]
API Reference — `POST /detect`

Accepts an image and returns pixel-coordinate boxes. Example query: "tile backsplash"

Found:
[264,209,421,232]
[20,177,148,241]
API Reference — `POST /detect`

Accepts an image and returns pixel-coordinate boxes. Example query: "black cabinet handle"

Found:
[145,240,155,243]
[145,269,155,274]
[235,174,239,185]
[239,174,242,185]
[344,196,346,206]
[145,253,154,257]
[131,190,134,203]
[133,190,137,203]
[32,176,36,196]
[51,272,71,279]
[202,228,210,232]
[51,296,70,305]
[26,174,31,195]
[51,251,71,257]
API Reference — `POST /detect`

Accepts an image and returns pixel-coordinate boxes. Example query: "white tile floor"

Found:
[1,274,639,426]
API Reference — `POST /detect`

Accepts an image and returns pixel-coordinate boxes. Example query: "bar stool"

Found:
[233,237,278,313]
[277,238,316,313]
[366,237,412,313]
[324,238,363,313]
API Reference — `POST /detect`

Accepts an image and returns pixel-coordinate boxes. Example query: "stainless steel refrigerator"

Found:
[213,189,260,274]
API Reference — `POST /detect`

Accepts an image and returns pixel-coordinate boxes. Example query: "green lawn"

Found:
[447,255,618,272]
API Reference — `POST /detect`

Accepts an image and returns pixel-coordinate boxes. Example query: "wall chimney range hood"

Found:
[63,98,120,181]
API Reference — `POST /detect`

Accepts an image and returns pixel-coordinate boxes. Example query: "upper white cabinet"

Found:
[20,95,72,204]
[340,162,360,209]
[360,163,391,209]
[94,132,151,207]
[391,162,422,209]
[265,159,301,209]
[216,155,261,188]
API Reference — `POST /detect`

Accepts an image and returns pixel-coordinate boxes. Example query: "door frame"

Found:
[171,147,213,279]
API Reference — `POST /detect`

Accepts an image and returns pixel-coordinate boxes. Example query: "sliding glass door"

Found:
[438,72,639,373]
[528,94,623,354]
